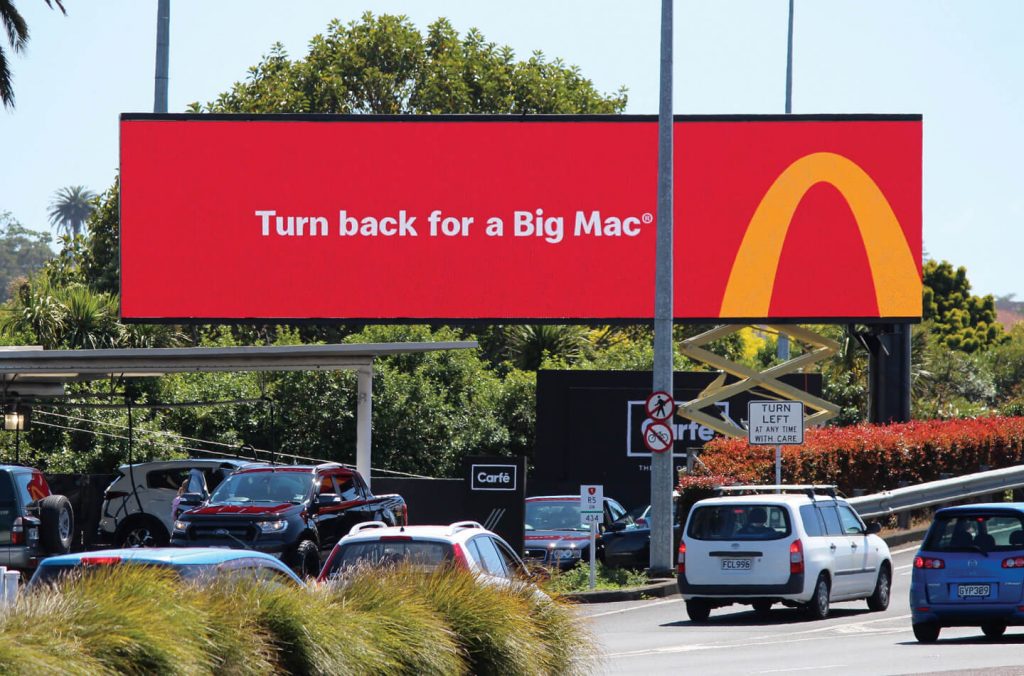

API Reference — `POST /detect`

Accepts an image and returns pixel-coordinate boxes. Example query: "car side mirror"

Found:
[179,492,204,508]
[865,521,881,535]
[317,493,340,507]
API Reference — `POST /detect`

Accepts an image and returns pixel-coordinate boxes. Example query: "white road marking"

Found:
[757,665,844,673]
[586,598,682,618]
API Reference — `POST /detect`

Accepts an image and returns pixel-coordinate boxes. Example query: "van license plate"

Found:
[957,584,990,598]
[721,559,752,570]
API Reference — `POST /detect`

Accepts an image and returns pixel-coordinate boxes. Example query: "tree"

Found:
[922,259,1005,353]
[0,0,65,109]
[0,211,52,299]
[47,185,97,238]
[192,13,626,115]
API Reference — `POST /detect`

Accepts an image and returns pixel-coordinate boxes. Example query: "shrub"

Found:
[697,416,1024,494]
[543,560,649,595]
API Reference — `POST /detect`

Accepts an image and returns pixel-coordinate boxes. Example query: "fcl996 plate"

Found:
[721,559,752,570]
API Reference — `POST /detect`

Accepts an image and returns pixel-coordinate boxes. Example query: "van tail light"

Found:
[11,517,25,545]
[790,539,804,575]
[676,540,686,574]
[1002,557,1024,568]
[914,556,945,569]
[80,556,122,566]
[451,542,470,570]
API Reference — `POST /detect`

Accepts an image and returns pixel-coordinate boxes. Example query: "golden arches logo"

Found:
[719,152,920,318]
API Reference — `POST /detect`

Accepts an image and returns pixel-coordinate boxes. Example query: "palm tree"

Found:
[0,1,65,108]
[48,185,96,237]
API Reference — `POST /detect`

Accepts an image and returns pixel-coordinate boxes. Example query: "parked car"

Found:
[602,497,683,569]
[910,502,1024,643]
[0,464,74,571]
[27,547,304,588]
[677,485,892,621]
[318,520,528,587]
[523,495,637,570]
[170,463,407,577]
[99,458,252,548]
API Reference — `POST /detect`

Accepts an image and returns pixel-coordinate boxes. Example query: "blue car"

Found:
[910,503,1024,642]
[27,547,305,588]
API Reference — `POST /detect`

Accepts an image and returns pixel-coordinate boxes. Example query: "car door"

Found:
[837,502,876,595]
[817,502,856,597]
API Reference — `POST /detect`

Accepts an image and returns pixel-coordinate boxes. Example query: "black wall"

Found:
[532,370,822,511]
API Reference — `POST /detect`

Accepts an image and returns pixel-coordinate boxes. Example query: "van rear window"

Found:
[688,505,791,540]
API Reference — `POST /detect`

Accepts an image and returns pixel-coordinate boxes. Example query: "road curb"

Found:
[561,579,678,604]
[562,527,927,604]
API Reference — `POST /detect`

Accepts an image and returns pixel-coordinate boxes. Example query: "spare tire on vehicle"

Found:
[39,494,74,554]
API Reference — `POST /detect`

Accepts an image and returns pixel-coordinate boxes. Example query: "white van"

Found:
[676,486,892,621]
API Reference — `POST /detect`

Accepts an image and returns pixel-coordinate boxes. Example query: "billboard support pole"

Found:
[153,0,170,114]
[357,363,373,490]
[777,0,795,363]
[650,0,675,577]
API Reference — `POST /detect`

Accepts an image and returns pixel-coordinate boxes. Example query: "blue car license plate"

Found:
[957,584,991,598]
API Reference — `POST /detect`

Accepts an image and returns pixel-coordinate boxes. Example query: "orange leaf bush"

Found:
[694,417,1024,495]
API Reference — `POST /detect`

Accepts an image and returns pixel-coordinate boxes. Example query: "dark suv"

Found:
[0,465,74,571]
[169,463,406,577]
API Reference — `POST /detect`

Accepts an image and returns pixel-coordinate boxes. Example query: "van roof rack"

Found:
[714,484,838,500]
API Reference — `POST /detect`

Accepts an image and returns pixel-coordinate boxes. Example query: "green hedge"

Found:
[0,565,594,675]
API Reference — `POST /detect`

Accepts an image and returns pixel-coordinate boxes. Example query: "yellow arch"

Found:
[719,152,920,318]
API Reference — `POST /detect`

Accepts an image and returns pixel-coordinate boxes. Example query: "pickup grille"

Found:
[189,524,257,542]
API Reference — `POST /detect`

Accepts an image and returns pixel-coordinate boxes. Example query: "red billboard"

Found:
[119,114,921,322]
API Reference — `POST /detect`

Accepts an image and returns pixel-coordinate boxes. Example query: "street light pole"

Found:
[650,0,675,577]
[154,0,170,113]
[777,0,795,361]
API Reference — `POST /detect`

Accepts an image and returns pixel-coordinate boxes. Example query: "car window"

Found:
[210,472,310,504]
[799,505,826,537]
[837,505,865,534]
[525,501,586,531]
[317,475,334,495]
[14,471,49,507]
[687,505,791,540]
[334,475,360,502]
[0,474,16,545]
[607,499,627,522]
[924,512,1024,553]
[324,540,453,579]
[463,538,485,569]
[147,468,189,491]
[818,504,844,536]
[471,536,509,576]
[492,538,525,578]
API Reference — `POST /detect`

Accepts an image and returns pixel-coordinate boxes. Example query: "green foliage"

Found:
[194,13,626,115]
[0,1,66,109]
[83,180,120,295]
[0,212,53,301]
[923,259,1005,353]
[47,185,97,238]
[543,560,650,594]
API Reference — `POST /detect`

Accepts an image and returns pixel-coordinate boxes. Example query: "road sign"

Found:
[642,420,674,453]
[580,484,603,515]
[645,391,675,421]
[580,484,603,590]
[747,401,805,445]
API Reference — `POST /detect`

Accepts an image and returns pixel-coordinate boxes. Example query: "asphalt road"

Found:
[578,545,1024,675]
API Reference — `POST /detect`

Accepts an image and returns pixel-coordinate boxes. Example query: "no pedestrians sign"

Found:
[747,401,804,445]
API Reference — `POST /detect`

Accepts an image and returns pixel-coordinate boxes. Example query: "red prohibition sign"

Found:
[645,391,675,421]
[643,420,674,454]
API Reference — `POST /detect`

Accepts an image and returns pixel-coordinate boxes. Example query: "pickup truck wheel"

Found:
[39,495,74,554]
[290,539,320,578]
[116,516,169,548]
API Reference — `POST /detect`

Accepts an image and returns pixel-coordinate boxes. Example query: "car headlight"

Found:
[257,520,288,533]
[173,520,187,532]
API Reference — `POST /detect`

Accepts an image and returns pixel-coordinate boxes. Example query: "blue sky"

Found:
[2,1,1022,297]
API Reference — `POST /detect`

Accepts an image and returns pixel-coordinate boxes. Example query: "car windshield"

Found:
[209,472,311,504]
[525,501,588,532]
[687,504,792,540]
[923,512,1024,554]
[323,541,453,580]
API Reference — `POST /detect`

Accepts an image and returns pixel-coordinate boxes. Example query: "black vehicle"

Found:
[0,464,74,571]
[169,463,407,577]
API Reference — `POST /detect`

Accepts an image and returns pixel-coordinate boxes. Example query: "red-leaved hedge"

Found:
[694,417,1024,495]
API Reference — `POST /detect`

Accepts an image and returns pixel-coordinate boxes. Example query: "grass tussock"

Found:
[0,562,595,675]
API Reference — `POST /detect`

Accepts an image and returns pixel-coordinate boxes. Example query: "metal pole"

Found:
[777,0,795,362]
[154,0,170,113]
[650,0,675,577]
[775,444,782,492]
[356,363,373,490]
[589,521,597,590]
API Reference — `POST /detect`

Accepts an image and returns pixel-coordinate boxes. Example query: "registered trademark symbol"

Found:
[642,212,654,224]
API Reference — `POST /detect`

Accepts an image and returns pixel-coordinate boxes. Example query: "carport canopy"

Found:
[0,341,478,488]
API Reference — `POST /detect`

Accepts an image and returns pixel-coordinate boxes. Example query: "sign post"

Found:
[747,401,805,491]
[580,484,603,590]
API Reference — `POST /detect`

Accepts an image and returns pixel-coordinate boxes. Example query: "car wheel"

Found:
[116,517,169,548]
[686,600,711,622]
[867,565,891,611]
[981,621,1006,639]
[290,539,321,578]
[804,574,830,620]
[752,600,773,616]
[913,622,940,643]
[39,495,75,554]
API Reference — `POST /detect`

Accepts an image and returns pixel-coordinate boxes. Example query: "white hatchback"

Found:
[677,486,892,621]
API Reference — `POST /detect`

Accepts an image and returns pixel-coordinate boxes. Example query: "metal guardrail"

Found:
[847,464,1024,519]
